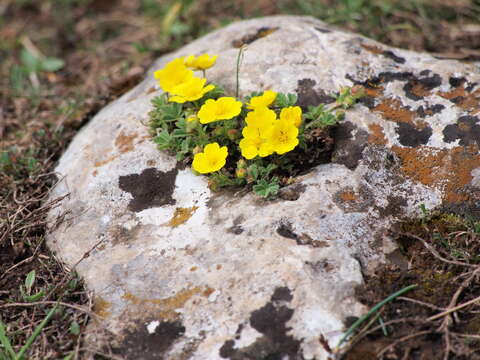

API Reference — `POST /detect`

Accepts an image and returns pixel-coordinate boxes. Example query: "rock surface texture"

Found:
[47,16,480,360]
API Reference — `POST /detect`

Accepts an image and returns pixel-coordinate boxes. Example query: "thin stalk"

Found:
[335,284,417,350]
[15,304,58,360]
[0,322,16,359]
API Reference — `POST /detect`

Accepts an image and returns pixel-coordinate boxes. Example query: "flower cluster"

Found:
[149,54,363,197]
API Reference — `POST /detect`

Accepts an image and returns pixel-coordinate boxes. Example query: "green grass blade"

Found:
[336,284,417,349]
[0,321,16,359]
[15,305,58,360]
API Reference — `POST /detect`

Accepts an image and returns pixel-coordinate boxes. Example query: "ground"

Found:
[1,0,479,359]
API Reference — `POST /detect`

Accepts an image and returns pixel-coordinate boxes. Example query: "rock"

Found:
[46,15,480,360]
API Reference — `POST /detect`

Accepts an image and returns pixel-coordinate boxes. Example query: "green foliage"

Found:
[275,93,298,108]
[20,270,44,302]
[0,304,58,360]
[148,61,363,198]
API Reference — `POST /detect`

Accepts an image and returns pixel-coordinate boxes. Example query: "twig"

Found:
[0,301,99,320]
[402,232,477,268]
[397,296,445,311]
[377,330,431,357]
[427,295,480,322]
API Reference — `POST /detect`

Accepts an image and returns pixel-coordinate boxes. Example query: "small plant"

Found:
[20,270,44,303]
[148,52,364,198]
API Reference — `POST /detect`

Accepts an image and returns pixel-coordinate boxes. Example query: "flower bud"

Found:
[237,159,247,169]
[236,168,246,179]
[350,85,365,98]
[213,127,224,137]
[192,145,202,155]
[227,129,238,141]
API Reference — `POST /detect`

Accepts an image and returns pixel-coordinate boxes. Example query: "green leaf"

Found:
[20,48,40,72]
[275,93,288,107]
[25,270,35,295]
[24,291,44,302]
[253,179,279,198]
[0,321,16,359]
[286,93,298,106]
[69,321,80,336]
[16,305,59,360]
[40,57,65,72]
[153,131,172,150]
[247,164,259,181]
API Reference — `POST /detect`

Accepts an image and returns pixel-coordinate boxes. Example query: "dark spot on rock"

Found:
[248,298,300,357]
[416,104,445,117]
[220,288,301,359]
[443,115,480,147]
[112,319,185,360]
[359,95,376,109]
[227,225,244,235]
[232,27,279,48]
[119,167,177,212]
[449,76,466,88]
[451,96,465,104]
[332,121,369,170]
[376,71,414,84]
[382,50,405,64]
[295,79,335,111]
[314,27,331,33]
[278,183,306,201]
[219,340,235,358]
[277,221,298,240]
[295,233,330,248]
[271,287,293,302]
[419,70,431,76]
[403,73,442,101]
[380,195,408,217]
[307,260,336,273]
[396,122,433,147]
[465,82,477,92]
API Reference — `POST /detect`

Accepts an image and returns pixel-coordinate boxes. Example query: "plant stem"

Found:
[335,284,417,350]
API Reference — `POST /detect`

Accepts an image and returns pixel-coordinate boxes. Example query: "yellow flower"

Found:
[184,54,218,70]
[280,106,302,127]
[239,107,277,159]
[192,142,228,174]
[247,90,277,109]
[266,120,299,155]
[239,136,273,159]
[244,107,276,130]
[169,77,215,103]
[154,58,193,93]
[198,97,243,124]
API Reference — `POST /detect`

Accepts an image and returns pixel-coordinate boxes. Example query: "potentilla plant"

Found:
[149,51,364,198]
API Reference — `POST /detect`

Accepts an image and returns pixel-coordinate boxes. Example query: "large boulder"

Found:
[46,15,480,360]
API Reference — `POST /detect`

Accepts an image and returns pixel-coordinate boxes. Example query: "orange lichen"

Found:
[368,123,388,145]
[115,131,138,154]
[166,206,198,227]
[392,145,480,204]
[361,43,384,55]
[122,286,213,320]
[438,86,480,114]
[409,82,432,98]
[94,296,112,319]
[190,266,198,272]
[374,98,412,123]
[339,189,358,201]
[373,98,429,129]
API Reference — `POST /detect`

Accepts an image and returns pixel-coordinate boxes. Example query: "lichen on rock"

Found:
[46,15,480,360]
